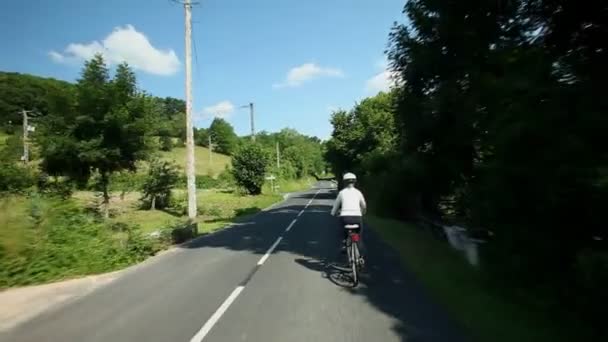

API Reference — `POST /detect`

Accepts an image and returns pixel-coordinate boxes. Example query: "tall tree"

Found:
[37,54,155,218]
[208,118,238,155]
[232,144,269,195]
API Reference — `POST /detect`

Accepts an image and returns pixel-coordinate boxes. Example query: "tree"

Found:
[141,159,179,210]
[232,144,269,195]
[0,72,74,131]
[37,54,155,218]
[194,127,209,147]
[159,135,173,152]
[208,118,237,155]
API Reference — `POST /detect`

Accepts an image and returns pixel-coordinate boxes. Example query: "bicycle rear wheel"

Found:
[351,243,359,287]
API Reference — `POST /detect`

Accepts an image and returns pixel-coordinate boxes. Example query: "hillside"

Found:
[161,145,231,177]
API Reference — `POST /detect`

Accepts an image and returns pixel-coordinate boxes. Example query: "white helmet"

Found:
[343,172,357,181]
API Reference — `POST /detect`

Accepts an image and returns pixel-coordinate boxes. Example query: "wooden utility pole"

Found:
[249,102,255,141]
[183,0,197,220]
[21,110,36,164]
[22,110,29,164]
[276,141,280,169]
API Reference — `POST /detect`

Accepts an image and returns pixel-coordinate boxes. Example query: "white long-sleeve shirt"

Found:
[331,186,367,217]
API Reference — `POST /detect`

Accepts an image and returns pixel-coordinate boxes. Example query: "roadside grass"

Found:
[0,196,32,259]
[195,190,282,234]
[264,177,314,194]
[0,195,161,288]
[367,216,584,342]
[1,177,310,287]
[160,145,231,177]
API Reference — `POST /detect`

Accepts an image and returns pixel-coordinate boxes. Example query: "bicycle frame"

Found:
[345,225,362,286]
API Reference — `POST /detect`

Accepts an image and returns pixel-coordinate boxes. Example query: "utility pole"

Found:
[183,0,197,221]
[249,102,255,141]
[276,141,280,169]
[21,110,36,164]
[22,110,29,164]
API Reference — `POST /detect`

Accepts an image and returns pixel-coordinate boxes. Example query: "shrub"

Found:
[141,160,180,210]
[0,197,159,287]
[196,175,219,189]
[232,144,269,195]
[217,167,236,188]
[159,135,173,152]
[37,173,73,199]
[0,162,35,194]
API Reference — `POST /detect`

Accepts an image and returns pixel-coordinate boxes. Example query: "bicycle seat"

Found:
[344,224,360,229]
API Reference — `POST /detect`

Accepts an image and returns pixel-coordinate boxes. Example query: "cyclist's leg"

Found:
[353,216,365,260]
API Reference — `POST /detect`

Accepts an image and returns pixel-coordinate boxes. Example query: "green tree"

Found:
[0,72,75,130]
[194,127,209,147]
[232,144,269,195]
[159,135,173,152]
[208,118,237,155]
[141,159,179,210]
[37,55,155,218]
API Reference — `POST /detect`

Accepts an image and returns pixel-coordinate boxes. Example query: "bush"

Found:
[232,144,269,195]
[159,135,173,151]
[196,175,219,189]
[141,160,180,210]
[110,171,145,193]
[0,197,159,287]
[0,162,35,193]
[37,173,73,199]
[217,167,236,188]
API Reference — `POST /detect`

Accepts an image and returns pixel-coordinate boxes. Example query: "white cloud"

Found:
[273,63,344,88]
[365,59,398,94]
[202,101,235,119]
[49,25,180,76]
[48,51,66,63]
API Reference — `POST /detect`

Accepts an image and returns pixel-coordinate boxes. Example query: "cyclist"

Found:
[331,172,367,250]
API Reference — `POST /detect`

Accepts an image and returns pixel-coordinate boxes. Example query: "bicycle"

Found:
[344,223,363,287]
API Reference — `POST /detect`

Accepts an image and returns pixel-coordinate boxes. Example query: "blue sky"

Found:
[0,0,404,139]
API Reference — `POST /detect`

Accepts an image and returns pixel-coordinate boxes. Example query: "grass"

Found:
[160,145,231,177]
[0,195,164,288]
[195,190,281,234]
[0,131,8,146]
[1,174,308,287]
[73,188,282,236]
[367,216,582,342]
[0,196,32,258]
[265,177,314,193]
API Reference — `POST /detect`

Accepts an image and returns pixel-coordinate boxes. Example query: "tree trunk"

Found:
[150,196,156,210]
[101,172,110,219]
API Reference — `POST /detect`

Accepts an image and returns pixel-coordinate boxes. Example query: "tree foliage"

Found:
[0,72,74,130]
[251,128,325,179]
[208,118,238,155]
[231,144,269,195]
[141,159,180,210]
[326,0,608,337]
[36,54,156,218]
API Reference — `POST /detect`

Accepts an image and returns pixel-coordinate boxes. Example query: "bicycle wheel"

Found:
[351,243,359,287]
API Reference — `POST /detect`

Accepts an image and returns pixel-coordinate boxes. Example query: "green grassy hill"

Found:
[160,145,231,177]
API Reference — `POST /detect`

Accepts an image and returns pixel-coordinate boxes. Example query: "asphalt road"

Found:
[1,182,468,342]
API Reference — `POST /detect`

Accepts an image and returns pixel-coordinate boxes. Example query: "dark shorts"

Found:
[340,216,362,238]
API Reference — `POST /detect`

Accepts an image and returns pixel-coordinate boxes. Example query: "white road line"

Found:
[189,285,245,342]
[284,219,297,232]
[257,236,283,266]
[297,210,304,217]
[189,188,322,342]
